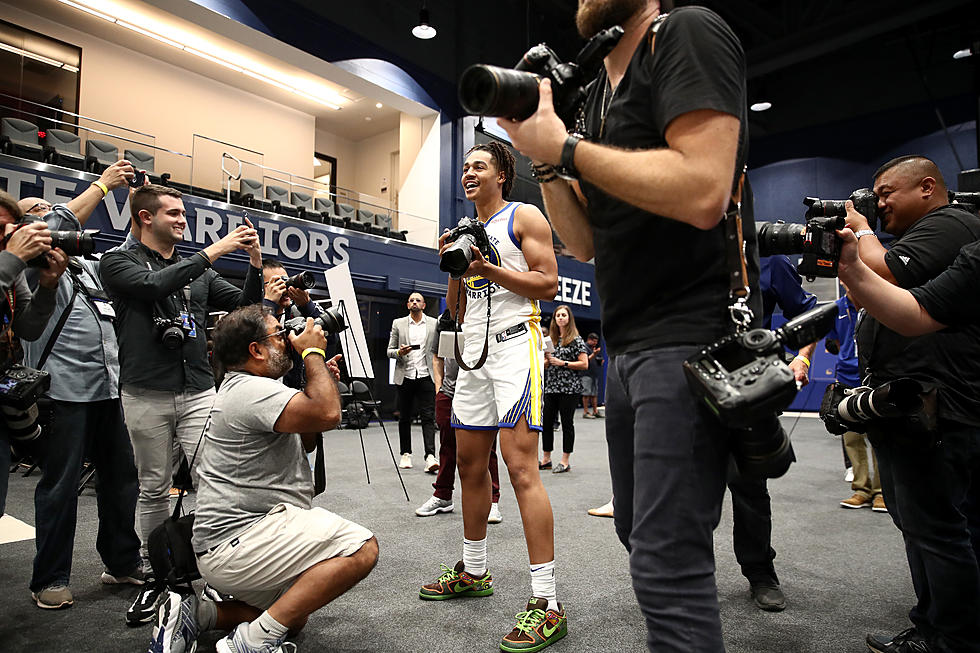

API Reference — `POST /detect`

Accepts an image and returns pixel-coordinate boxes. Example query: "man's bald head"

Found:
[17,197,52,216]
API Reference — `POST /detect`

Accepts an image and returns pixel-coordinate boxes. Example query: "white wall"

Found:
[397,116,440,247]
[2,2,315,193]
[351,127,398,209]
[314,127,355,190]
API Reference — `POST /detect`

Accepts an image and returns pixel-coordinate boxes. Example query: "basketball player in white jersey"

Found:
[419,142,566,652]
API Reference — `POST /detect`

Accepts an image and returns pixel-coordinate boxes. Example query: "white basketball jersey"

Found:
[461,201,541,339]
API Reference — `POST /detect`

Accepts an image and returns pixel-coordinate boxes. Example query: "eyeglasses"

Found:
[28,202,52,214]
[256,328,288,344]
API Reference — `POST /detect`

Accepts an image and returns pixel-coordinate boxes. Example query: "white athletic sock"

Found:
[196,598,217,631]
[530,560,557,611]
[463,537,487,577]
[245,611,289,647]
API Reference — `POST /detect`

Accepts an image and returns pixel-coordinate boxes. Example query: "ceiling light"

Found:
[57,0,116,22]
[750,101,772,112]
[117,20,185,49]
[292,89,341,110]
[953,48,973,60]
[365,116,373,121]
[375,102,383,109]
[0,42,70,68]
[185,47,243,73]
[412,2,437,39]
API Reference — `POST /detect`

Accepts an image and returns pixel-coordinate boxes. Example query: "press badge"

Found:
[180,311,197,338]
[91,298,116,319]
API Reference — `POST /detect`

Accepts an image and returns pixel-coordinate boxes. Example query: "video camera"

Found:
[757,188,878,280]
[282,302,347,336]
[683,303,838,478]
[439,217,492,279]
[819,379,937,438]
[0,361,51,442]
[4,216,99,268]
[458,25,624,130]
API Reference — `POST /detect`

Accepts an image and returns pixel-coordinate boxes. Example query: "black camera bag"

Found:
[148,510,199,589]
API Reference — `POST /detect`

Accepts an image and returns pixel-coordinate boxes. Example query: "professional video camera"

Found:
[458,25,624,129]
[279,271,316,290]
[439,217,492,279]
[819,378,937,438]
[4,216,99,268]
[757,189,878,280]
[0,361,51,442]
[283,301,347,336]
[683,303,838,477]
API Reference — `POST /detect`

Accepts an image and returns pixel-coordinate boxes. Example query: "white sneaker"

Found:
[399,453,413,469]
[415,496,454,517]
[487,502,502,524]
[424,454,439,474]
[844,467,854,483]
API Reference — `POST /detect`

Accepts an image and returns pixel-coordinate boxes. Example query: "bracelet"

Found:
[91,181,109,197]
[793,354,811,368]
[197,250,213,268]
[302,347,326,360]
[853,229,875,239]
[529,162,558,183]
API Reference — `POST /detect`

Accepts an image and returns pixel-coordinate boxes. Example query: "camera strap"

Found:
[724,171,753,335]
[452,282,490,371]
[35,271,82,370]
[172,410,212,518]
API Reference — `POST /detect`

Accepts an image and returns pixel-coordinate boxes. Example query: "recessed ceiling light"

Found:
[750,101,772,112]
[953,48,973,59]
[375,102,383,109]
[365,116,373,121]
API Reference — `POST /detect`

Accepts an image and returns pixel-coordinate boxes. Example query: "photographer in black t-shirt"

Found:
[500,1,760,650]
[841,155,980,653]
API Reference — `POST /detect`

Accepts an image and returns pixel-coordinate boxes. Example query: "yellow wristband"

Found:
[92,181,109,197]
[302,347,326,361]
[793,354,811,368]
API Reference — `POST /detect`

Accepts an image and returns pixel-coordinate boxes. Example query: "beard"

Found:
[576,0,647,39]
[268,346,294,379]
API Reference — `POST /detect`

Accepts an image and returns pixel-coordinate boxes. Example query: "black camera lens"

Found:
[756,221,805,258]
[282,271,316,290]
[160,325,184,350]
[440,233,477,279]
[731,414,796,479]
[459,65,541,121]
[50,230,97,257]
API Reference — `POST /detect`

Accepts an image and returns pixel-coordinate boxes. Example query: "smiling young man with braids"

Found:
[419,141,565,652]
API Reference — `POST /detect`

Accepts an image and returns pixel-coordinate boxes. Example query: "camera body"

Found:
[0,362,51,442]
[282,302,347,336]
[10,217,99,268]
[440,217,493,279]
[153,316,191,350]
[128,169,147,188]
[458,26,624,129]
[756,188,879,280]
[280,271,316,290]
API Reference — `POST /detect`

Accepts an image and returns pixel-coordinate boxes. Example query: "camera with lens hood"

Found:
[819,378,937,438]
[282,302,347,336]
[757,188,879,280]
[440,217,492,279]
[683,303,838,478]
[458,25,624,130]
[0,361,51,442]
[280,271,316,290]
[6,216,99,268]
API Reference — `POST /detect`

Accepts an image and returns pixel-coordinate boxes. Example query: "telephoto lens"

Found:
[283,271,316,290]
[731,413,796,479]
[458,65,541,121]
[283,302,347,336]
[756,221,805,257]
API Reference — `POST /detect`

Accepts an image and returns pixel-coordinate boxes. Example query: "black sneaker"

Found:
[126,578,166,626]
[866,628,934,653]
[749,582,786,612]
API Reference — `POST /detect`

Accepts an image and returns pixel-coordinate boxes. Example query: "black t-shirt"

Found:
[856,204,980,425]
[581,7,760,356]
[910,239,980,327]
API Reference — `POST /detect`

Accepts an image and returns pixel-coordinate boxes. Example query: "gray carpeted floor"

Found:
[0,414,913,652]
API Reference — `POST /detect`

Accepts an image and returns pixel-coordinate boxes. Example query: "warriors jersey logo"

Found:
[464,242,502,293]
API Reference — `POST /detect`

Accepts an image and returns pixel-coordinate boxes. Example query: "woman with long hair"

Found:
[541,305,589,473]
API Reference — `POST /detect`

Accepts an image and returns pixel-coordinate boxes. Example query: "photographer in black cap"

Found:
[839,155,980,653]
[500,0,759,649]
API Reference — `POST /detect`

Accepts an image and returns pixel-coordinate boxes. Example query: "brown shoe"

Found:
[840,493,872,509]
[872,494,888,513]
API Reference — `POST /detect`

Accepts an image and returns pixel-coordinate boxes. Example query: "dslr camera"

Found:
[6,216,99,268]
[0,361,51,442]
[154,316,193,350]
[757,188,878,280]
[279,271,316,291]
[440,217,492,279]
[819,378,937,438]
[282,302,347,336]
[458,25,624,130]
[683,303,838,478]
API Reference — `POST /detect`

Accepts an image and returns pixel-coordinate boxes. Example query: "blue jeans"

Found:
[31,398,141,592]
[870,420,980,653]
[606,347,730,652]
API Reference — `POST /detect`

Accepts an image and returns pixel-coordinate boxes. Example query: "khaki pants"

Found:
[843,430,881,499]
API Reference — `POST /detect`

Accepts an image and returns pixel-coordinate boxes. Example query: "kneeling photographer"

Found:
[0,190,62,516]
[145,305,377,653]
[839,156,980,653]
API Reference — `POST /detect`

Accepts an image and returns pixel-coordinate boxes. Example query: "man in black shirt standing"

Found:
[501,1,758,649]
[100,184,263,625]
[840,155,980,653]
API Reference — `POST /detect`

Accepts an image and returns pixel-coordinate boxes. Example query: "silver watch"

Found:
[854,229,875,239]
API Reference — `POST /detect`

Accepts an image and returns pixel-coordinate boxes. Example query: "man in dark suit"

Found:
[387,292,439,472]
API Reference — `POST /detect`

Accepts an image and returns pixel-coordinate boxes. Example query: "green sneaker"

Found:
[419,560,494,600]
[499,597,567,652]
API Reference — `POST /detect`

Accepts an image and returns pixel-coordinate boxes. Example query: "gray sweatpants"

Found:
[121,385,215,563]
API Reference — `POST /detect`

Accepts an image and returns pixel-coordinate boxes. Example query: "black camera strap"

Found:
[172,411,212,518]
[35,268,84,370]
[724,171,753,335]
[452,281,490,371]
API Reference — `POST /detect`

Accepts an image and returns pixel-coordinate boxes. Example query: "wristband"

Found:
[853,229,875,239]
[197,250,213,268]
[793,354,811,368]
[559,134,582,179]
[302,347,326,361]
[92,181,109,197]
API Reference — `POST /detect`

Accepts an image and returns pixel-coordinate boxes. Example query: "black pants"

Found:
[870,420,980,653]
[727,461,778,586]
[397,376,436,457]
[542,393,578,454]
[606,347,729,652]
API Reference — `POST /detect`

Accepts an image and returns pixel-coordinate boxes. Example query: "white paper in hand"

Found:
[438,331,461,360]
[542,336,555,353]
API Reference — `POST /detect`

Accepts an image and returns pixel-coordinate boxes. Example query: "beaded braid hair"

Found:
[465,141,516,199]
